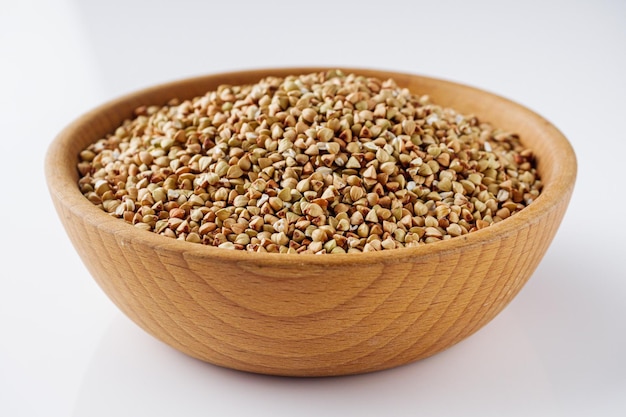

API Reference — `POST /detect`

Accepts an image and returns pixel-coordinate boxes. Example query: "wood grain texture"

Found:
[45,68,577,376]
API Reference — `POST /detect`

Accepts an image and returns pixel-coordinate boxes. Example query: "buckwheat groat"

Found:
[77,70,542,254]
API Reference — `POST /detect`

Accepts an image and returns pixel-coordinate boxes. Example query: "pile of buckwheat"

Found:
[77,70,542,254]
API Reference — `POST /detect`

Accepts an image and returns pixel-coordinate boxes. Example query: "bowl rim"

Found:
[45,66,577,267]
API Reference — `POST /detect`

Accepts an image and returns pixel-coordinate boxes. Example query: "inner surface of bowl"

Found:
[46,68,576,376]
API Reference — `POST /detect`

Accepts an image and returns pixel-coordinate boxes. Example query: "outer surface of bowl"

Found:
[45,68,576,376]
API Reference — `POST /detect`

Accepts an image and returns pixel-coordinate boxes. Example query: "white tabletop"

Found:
[2,1,625,416]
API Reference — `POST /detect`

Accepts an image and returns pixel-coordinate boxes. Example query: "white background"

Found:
[2,1,625,416]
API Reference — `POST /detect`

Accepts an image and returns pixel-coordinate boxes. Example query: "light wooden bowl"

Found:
[46,68,576,377]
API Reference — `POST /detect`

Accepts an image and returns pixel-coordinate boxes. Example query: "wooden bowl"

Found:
[45,68,576,377]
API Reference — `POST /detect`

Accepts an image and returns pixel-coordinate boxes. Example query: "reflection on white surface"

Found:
[73,305,555,417]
